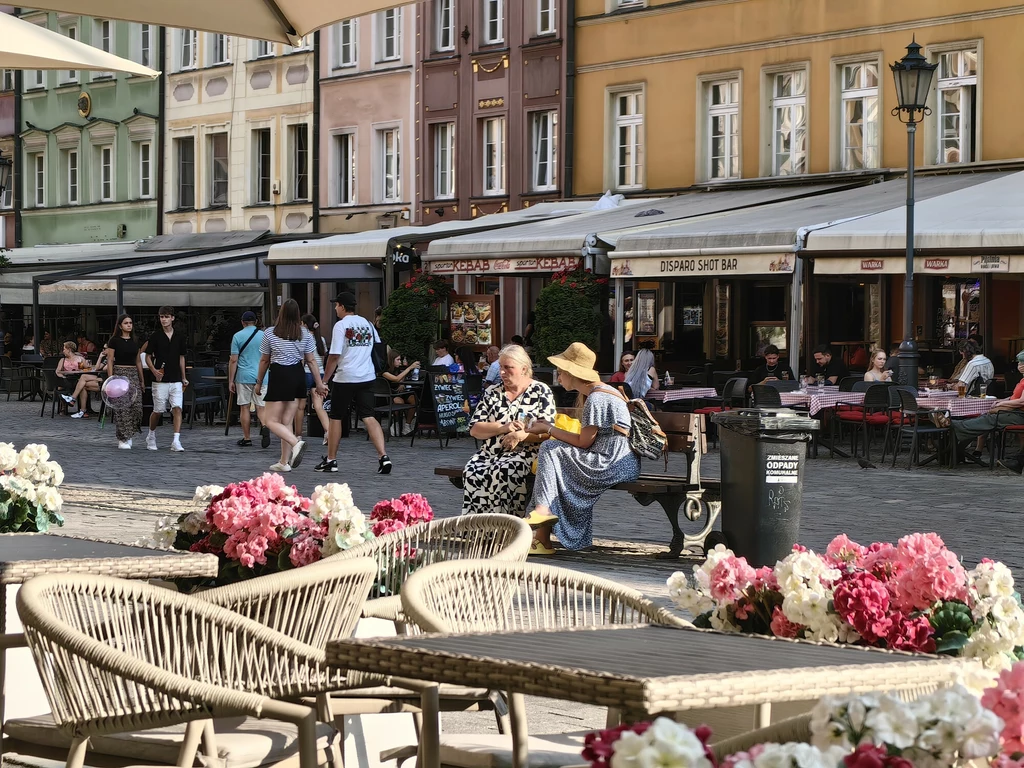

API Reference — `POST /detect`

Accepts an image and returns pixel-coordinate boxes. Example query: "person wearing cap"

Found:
[954,350,1024,466]
[229,312,269,448]
[522,342,640,555]
[461,343,556,518]
[317,292,392,475]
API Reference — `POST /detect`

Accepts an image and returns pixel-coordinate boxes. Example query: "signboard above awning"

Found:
[813,254,1015,275]
[610,252,796,278]
[428,254,585,275]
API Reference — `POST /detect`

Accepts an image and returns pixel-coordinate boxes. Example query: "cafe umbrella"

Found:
[7,0,407,45]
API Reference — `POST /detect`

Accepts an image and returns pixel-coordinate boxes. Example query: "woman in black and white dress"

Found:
[255,299,328,472]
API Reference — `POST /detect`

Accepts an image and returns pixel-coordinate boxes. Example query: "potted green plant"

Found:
[532,266,608,361]
[379,269,453,360]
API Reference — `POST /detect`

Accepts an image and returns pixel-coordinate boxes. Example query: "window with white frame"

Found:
[334,20,357,67]
[29,152,45,207]
[290,124,309,201]
[286,35,311,53]
[137,141,152,199]
[63,149,79,205]
[254,39,273,58]
[616,0,643,7]
[483,0,503,44]
[176,137,195,209]
[336,132,356,205]
[482,117,506,195]
[612,90,644,189]
[1,70,13,92]
[706,79,739,180]
[133,24,153,67]
[178,29,198,70]
[253,128,272,203]
[434,122,455,199]
[209,33,231,65]
[436,0,454,51]
[59,22,78,84]
[1,178,11,209]
[94,19,114,78]
[839,61,879,171]
[28,68,45,90]
[209,133,228,206]
[770,70,808,175]
[97,144,113,201]
[538,0,556,35]
[377,127,401,202]
[936,48,978,164]
[377,10,401,62]
[531,111,558,191]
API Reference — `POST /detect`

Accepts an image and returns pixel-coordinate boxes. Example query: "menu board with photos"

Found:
[448,294,499,349]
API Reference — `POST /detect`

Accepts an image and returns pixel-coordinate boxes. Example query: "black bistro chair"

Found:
[888,388,954,469]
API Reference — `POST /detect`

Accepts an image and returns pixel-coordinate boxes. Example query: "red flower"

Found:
[570,282,577,288]
[844,744,888,768]
[345,328,355,339]
[886,612,936,653]
[404,282,412,288]
[832,571,892,644]
[428,289,435,295]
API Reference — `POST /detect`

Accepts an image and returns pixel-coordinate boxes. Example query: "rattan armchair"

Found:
[16,562,377,768]
[328,514,533,624]
[396,560,693,768]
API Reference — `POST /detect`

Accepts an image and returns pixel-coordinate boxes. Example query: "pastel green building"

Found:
[18,12,161,246]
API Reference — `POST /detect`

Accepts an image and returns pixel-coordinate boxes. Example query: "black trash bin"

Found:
[711,409,819,566]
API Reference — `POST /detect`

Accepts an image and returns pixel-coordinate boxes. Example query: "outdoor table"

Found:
[917,396,999,418]
[326,625,956,768]
[646,387,718,404]
[0,534,218,758]
[779,389,865,416]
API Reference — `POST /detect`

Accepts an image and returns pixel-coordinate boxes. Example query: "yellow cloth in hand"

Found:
[531,414,582,473]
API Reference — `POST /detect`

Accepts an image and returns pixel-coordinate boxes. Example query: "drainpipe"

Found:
[116,275,125,315]
[31,276,40,351]
[563,0,576,198]
[13,69,21,247]
[156,27,166,235]
[311,30,320,234]
[613,277,624,373]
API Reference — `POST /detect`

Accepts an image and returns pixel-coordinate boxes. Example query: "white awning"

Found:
[806,171,1024,253]
[264,202,601,266]
[422,185,846,274]
[812,255,1023,275]
[606,174,1003,279]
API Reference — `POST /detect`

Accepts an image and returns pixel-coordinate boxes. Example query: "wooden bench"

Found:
[436,412,723,558]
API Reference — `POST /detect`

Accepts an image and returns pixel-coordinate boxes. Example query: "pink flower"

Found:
[708,555,756,602]
[983,662,1024,755]
[832,571,892,644]
[886,612,936,653]
[289,535,323,568]
[582,722,651,768]
[892,546,968,612]
[826,534,867,567]
[862,542,902,583]
[844,744,888,768]
[752,566,778,591]
[722,744,766,768]
[770,606,802,639]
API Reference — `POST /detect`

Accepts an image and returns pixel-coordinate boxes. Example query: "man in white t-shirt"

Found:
[315,292,391,475]
[432,340,455,368]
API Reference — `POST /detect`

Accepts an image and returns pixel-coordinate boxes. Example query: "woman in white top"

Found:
[255,299,327,472]
[864,348,893,382]
[296,313,331,444]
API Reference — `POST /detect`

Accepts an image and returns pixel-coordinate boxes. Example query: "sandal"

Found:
[524,510,558,527]
[529,540,555,556]
[237,438,253,446]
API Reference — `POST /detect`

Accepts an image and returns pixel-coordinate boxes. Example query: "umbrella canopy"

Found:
[12,0,403,45]
[0,12,159,76]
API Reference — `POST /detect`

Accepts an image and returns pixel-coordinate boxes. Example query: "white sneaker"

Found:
[170,439,184,452]
[269,462,292,472]
[70,411,85,419]
[118,441,131,450]
[289,440,307,468]
[146,433,158,451]
[60,394,76,404]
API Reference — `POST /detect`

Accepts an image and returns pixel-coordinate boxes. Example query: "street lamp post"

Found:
[0,149,10,358]
[890,39,938,389]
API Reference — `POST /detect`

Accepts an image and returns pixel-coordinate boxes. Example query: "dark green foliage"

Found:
[532,267,608,361]
[379,270,453,360]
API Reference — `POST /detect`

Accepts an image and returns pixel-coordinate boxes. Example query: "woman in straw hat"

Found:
[523,342,639,555]
[461,344,557,517]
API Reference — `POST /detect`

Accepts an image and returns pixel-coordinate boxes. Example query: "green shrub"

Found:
[532,267,608,361]
[379,270,453,360]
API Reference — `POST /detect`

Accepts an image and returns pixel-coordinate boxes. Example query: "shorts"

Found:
[305,371,315,391]
[152,381,184,413]
[330,380,376,421]
[265,363,307,402]
[236,383,265,408]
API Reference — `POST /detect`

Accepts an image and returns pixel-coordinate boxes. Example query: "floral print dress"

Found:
[461,380,557,516]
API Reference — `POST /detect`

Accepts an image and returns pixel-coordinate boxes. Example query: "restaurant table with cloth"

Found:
[646,388,719,403]
[779,390,865,416]
[0,535,218,758]
[917,396,1000,418]
[326,625,956,768]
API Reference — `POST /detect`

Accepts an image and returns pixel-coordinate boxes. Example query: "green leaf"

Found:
[693,612,713,629]
[934,630,970,654]
[34,505,50,532]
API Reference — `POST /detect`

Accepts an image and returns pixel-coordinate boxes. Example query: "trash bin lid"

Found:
[711,408,820,432]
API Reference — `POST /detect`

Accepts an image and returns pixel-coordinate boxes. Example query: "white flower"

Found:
[750,742,844,768]
[37,486,63,514]
[969,560,1016,601]
[0,443,17,472]
[667,571,713,615]
[610,719,712,768]
[959,709,1003,759]
[863,694,919,749]
[192,485,225,505]
[963,622,1017,670]
[310,482,358,523]
[952,659,1000,696]
[15,444,50,477]
[134,516,177,550]
[41,461,64,487]
[5,475,37,503]
[178,509,209,535]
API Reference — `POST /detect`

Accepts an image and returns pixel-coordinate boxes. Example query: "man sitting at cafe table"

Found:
[954,350,1024,462]
[750,344,795,389]
[807,344,849,385]
[953,339,994,393]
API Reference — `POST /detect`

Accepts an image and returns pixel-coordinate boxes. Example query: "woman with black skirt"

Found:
[105,314,145,450]
[254,299,328,472]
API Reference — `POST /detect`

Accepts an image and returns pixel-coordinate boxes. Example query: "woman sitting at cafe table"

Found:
[460,344,556,517]
[523,342,640,556]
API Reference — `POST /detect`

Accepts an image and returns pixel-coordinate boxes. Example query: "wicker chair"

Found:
[15,561,377,768]
[328,514,533,624]
[396,560,692,768]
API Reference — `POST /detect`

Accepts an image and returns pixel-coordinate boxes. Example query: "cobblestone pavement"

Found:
[0,397,1021,742]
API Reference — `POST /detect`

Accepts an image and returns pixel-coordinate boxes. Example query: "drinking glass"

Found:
[979,382,988,398]
[956,382,967,397]
[928,374,938,387]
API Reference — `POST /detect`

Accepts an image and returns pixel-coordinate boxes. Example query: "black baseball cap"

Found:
[334,292,357,308]
[241,311,257,322]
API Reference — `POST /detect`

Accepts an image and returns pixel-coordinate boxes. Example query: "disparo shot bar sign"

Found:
[610,253,794,278]
[765,454,800,484]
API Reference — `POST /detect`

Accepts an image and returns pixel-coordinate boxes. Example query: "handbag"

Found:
[612,386,668,464]
[371,328,387,376]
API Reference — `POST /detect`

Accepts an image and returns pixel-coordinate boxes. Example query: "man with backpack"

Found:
[228,311,270,448]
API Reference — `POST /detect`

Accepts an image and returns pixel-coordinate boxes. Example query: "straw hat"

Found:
[548,342,600,382]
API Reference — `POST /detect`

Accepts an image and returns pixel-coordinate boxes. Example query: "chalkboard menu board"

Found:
[429,372,469,436]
